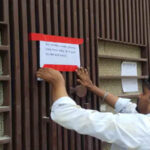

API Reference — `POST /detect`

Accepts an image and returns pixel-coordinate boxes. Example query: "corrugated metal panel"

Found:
[8,0,150,150]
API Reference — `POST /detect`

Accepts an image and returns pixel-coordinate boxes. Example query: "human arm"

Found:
[36,68,138,114]
[36,68,68,102]
[88,85,119,108]
[51,96,141,149]
[76,68,138,113]
[36,68,140,148]
[83,82,138,113]
[36,67,118,106]
[75,68,119,108]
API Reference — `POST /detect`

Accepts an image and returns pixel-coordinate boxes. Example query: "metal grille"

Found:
[8,0,150,150]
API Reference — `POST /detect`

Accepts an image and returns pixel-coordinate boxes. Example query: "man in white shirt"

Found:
[37,67,150,150]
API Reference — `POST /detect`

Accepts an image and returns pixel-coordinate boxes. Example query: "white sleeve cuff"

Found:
[115,97,131,113]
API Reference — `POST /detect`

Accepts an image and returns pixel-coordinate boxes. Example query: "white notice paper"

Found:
[121,61,137,76]
[40,41,80,68]
[121,62,138,92]
[122,78,138,92]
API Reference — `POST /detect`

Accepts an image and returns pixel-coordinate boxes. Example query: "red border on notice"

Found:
[43,64,78,72]
[29,33,83,44]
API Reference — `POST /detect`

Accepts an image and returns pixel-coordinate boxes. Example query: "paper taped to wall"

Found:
[40,41,81,71]
[121,62,138,92]
[121,78,138,92]
[121,61,137,76]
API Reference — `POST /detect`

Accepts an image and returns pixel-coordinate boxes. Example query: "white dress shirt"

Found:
[51,97,150,150]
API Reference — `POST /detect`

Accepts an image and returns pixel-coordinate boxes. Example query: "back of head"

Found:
[142,77,150,113]
[143,77,150,89]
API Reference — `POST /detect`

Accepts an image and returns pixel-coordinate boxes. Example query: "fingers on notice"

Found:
[77,67,83,73]
[79,67,83,72]
[37,68,45,74]
[81,68,85,73]
[76,67,80,72]
[76,68,81,75]
[76,67,87,78]
[38,68,50,74]
[36,74,41,78]
[84,68,88,74]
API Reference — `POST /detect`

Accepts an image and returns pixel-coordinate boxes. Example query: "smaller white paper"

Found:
[121,61,138,92]
[121,62,137,76]
[122,78,138,92]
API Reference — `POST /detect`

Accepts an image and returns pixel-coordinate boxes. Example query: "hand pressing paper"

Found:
[39,35,83,72]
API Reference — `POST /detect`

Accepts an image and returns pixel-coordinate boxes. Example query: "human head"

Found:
[137,78,150,114]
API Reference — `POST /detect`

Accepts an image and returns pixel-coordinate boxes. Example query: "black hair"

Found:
[143,77,150,90]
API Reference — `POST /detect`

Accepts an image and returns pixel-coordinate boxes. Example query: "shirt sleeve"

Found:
[114,97,138,113]
[51,96,141,149]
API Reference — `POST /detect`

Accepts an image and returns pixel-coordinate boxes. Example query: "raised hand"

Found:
[75,67,93,89]
[36,68,65,86]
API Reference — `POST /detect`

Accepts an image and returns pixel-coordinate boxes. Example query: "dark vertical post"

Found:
[20,0,31,149]
[123,0,129,42]
[11,0,22,149]
[36,0,48,150]
[115,0,120,41]
[59,0,68,150]
[100,0,105,39]
[128,0,133,43]
[110,0,115,40]
[105,0,110,39]
[139,0,144,45]
[119,0,124,41]
[28,0,39,149]
[132,0,137,43]
[135,0,140,44]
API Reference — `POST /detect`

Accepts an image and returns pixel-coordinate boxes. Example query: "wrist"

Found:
[87,83,96,90]
[50,79,65,87]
